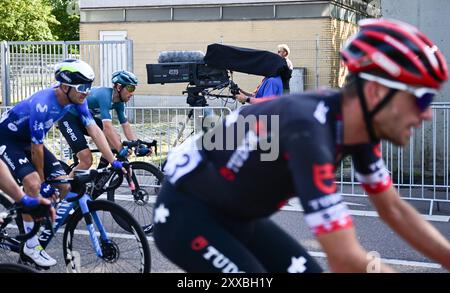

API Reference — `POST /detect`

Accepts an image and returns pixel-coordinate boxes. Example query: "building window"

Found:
[126,8,172,22]
[222,5,274,20]
[81,9,124,22]
[276,4,330,19]
[173,7,221,21]
[80,2,371,23]
[330,4,358,23]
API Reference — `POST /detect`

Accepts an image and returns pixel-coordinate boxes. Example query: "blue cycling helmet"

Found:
[111,70,138,86]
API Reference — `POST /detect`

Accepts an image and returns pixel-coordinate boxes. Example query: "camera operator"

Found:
[277,44,293,94]
[235,74,283,104]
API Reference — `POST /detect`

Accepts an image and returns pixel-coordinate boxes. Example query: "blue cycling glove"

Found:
[111,160,124,170]
[20,194,40,207]
[40,183,58,198]
[20,194,51,219]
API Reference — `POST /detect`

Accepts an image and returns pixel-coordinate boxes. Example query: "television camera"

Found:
[146,51,239,107]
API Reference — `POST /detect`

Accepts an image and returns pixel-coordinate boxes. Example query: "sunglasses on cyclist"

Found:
[359,73,437,112]
[63,83,92,94]
[124,85,136,93]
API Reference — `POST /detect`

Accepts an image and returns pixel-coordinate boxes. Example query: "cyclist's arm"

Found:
[0,160,25,202]
[0,156,55,222]
[369,186,450,269]
[96,99,129,152]
[316,228,395,272]
[121,121,137,141]
[75,102,116,164]
[102,120,123,152]
[85,123,115,163]
[238,88,255,97]
[115,102,136,142]
[281,120,395,273]
[351,143,450,269]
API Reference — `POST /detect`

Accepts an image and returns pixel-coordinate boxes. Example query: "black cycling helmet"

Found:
[55,59,95,85]
[111,70,138,86]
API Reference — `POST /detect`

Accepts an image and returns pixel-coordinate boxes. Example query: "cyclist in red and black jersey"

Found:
[154,18,450,272]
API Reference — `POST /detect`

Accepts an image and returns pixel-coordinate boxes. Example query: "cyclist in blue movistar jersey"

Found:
[0,59,126,268]
[58,70,151,173]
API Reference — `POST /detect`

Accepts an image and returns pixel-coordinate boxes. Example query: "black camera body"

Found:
[146,62,229,88]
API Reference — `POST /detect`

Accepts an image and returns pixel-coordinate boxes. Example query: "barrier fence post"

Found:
[1,41,11,106]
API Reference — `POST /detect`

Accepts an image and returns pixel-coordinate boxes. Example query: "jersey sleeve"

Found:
[350,143,392,194]
[281,121,353,236]
[75,102,95,127]
[115,102,128,124]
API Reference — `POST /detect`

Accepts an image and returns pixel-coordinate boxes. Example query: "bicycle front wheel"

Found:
[0,193,24,264]
[62,199,151,273]
[107,161,163,234]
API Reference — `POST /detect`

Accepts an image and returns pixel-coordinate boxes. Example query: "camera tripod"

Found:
[172,83,238,147]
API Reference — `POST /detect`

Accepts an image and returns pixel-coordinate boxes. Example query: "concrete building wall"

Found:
[330,18,359,87]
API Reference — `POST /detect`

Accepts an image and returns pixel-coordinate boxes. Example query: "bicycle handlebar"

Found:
[122,139,158,156]
[77,140,158,159]
[47,167,112,202]
[47,164,130,202]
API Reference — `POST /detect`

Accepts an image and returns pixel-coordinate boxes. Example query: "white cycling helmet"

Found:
[55,59,95,85]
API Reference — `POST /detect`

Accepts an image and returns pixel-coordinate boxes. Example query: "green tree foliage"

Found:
[0,0,58,41]
[46,0,80,40]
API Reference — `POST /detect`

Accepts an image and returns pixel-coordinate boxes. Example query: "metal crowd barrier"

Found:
[0,104,449,215]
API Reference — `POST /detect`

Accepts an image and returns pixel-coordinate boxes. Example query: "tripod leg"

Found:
[172,109,194,148]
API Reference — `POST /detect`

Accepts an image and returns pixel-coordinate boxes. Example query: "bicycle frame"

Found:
[69,161,144,201]
[64,139,159,199]
[0,230,21,254]
[38,192,110,258]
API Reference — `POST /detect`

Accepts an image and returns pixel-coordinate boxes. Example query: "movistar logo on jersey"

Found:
[36,103,48,113]
[18,157,29,165]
